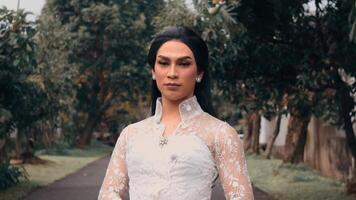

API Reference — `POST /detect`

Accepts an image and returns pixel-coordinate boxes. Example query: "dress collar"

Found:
[153,95,204,124]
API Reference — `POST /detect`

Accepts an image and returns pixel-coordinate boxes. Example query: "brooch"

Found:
[159,135,168,148]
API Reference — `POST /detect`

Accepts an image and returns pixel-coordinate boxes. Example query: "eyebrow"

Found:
[157,55,193,61]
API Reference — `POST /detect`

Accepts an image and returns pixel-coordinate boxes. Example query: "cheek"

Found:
[155,71,166,84]
[182,68,198,82]
[153,67,166,90]
[153,66,165,80]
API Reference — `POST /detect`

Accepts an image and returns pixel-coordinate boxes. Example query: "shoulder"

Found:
[120,116,155,136]
[198,113,239,143]
[199,112,236,133]
[195,113,242,157]
[193,112,238,142]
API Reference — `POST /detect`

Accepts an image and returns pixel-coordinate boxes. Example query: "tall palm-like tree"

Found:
[17,0,20,11]
[350,0,356,42]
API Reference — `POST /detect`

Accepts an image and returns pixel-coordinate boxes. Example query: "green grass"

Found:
[0,140,113,200]
[246,153,355,200]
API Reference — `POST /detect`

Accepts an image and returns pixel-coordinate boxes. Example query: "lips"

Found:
[164,83,181,90]
[165,83,181,86]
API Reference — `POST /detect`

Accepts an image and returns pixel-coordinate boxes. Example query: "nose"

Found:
[167,64,178,79]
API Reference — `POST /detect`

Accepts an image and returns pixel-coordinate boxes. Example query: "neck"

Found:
[161,94,193,123]
[161,97,181,122]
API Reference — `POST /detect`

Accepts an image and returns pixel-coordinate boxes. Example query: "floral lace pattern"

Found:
[98,96,254,200]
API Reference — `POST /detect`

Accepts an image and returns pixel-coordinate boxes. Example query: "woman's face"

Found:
[153,40,203,102]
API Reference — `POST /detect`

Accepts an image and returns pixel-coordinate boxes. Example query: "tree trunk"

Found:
[77,114,98,148]
[243,113,254,151]
[0,138,10,164]
[15,129,22,160]
[42,122,51,149]
[264,112,282,159]
[13,128,43,164]
[76,70,112,148]
[347,158,356,196]
[21,127,37,162]
[251,113,261,154]
[340,91,356,161]
[339,83,356,196]
[283,115,311,164]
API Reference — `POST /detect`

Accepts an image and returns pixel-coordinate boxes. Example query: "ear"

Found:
[151,69,156,80]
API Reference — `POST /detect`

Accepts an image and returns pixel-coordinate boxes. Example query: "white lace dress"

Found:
[98,96,254,200]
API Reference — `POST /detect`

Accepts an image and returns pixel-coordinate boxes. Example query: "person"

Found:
[98,26,254,200]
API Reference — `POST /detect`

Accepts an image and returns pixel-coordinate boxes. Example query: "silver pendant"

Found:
[159,135,168,148]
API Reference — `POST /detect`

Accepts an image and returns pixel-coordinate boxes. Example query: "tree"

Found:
[349,0,356,42]
[154,0,356,194]
[39,0,164,148]
[36,5,79,147]
[220,0,356,193]
[0,7,48,162]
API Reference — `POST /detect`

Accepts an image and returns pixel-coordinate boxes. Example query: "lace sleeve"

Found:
[214,123,254,200]
[98,127,129,200]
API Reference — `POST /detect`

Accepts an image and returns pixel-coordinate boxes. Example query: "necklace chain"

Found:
[159,122,182,148]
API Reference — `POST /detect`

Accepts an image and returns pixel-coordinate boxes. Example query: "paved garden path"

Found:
[23,155,274,200]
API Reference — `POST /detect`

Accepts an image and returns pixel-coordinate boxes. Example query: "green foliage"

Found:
[38,0,165,146]
[154,1,356,166]
[154,0,197,28]
[0,164,27,190]
[190,0,356,126]
[0,7,46,128]
[0,108,12,139]
[36,2,81,146]
[0,7,49,162]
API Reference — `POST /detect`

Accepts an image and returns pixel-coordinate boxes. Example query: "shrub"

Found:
[0,164,27,190]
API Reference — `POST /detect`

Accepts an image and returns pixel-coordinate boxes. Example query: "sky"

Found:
[0,0,192,15]
[0,0,45,20]
[0,0,194,21]
[0,0,319,21]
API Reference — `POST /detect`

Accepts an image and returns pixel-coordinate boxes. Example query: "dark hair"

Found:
[147,26,216,117]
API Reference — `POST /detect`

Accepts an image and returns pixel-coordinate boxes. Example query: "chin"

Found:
[161,92,192,102]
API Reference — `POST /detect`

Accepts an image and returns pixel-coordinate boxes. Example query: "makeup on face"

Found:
[153,40,200,102]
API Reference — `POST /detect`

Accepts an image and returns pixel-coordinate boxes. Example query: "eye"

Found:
[179,62,191,67]
[158,60,169,66]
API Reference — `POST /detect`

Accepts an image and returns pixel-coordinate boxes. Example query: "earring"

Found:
[152,74,156,80]
[196,76,202,83]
